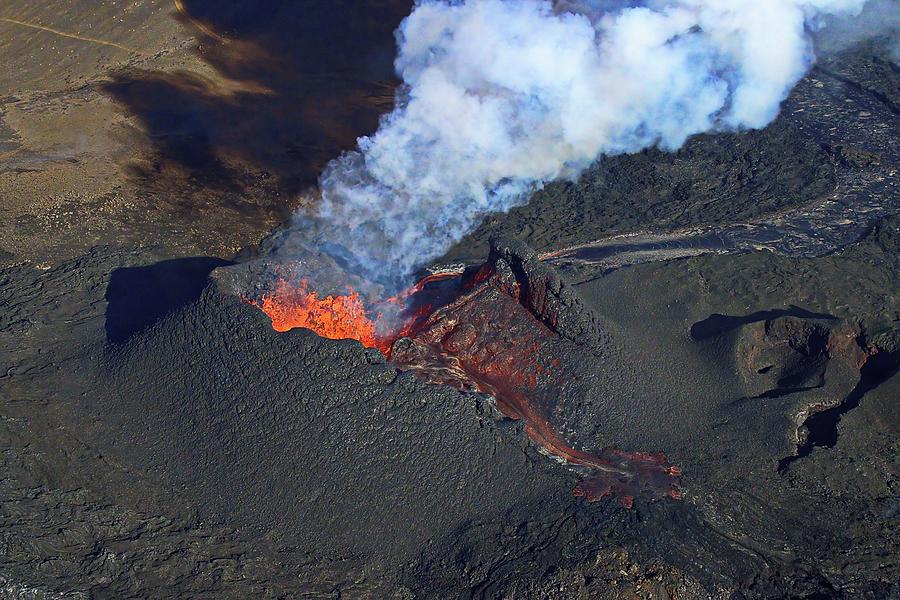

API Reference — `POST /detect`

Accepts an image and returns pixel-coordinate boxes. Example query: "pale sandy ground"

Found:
[1,0,376,264]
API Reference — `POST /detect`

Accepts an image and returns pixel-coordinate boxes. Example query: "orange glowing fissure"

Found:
[258,279,388,353]
[254,273,457,356]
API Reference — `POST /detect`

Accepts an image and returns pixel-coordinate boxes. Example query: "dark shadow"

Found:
[105,257,232,343]
[752,384,822,400]
[689,306,836,340]
[726,384,824,409]
[102,1,412,195]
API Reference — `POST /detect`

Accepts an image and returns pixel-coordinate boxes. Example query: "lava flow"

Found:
[258,279,388,353]
[251,246,681,507]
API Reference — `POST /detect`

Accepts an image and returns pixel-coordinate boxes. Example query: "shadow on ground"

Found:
[105,257,232,343]
[102,0,411,194]
[689,306,836,340]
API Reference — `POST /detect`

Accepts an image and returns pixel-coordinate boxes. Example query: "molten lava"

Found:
[253,272,462,356]
[257,279,387,353]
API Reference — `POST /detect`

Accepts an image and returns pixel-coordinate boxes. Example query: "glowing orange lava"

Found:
[255,272,461,357]
[257,279,388,353]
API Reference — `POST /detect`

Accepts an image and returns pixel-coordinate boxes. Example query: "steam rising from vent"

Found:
[280,0,870,293]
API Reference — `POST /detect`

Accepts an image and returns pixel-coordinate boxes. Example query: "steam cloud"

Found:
[286,0,875,293]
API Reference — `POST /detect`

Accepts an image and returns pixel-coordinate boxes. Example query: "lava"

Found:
[257,279,387,353]
[250,250,681,507]
[253,271,460,356]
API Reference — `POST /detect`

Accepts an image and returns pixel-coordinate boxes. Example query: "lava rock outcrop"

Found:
[485,236,607,350]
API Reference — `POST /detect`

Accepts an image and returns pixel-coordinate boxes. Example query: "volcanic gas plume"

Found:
[269,0,872,293]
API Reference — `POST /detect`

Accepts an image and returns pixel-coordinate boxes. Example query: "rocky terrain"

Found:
[0,1,897,599]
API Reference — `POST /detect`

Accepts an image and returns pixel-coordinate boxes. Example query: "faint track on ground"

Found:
[0,16,146,55]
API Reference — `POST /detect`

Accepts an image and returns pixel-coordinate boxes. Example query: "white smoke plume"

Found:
[288,0,871,292]
[811,0,900,59]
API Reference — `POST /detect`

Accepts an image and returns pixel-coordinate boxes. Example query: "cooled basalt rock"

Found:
[736,317,836,397]
[733,316,880,451]
[487,236,607,350]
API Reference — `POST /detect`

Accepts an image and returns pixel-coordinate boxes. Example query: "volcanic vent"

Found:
[207,0,879,508]
[226,238,681,507]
